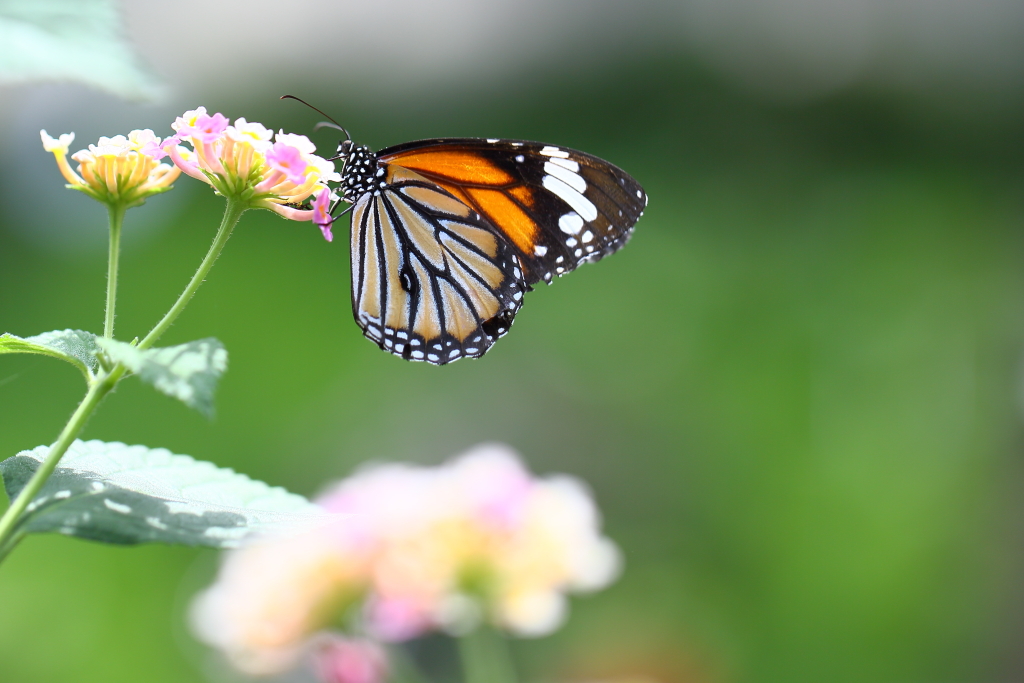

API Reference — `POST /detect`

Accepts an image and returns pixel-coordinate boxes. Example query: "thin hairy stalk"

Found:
[139,198,246,350]
[0,374,116,557]
[104,203,127,338]
[457,627,518,683]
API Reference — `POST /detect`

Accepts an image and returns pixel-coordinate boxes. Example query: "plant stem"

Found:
[0,197,247,566]
[0,529,24,564]
[457,627,518,683]
[103,203,127,339]
[0,374,115,558]
[138,197,246,350]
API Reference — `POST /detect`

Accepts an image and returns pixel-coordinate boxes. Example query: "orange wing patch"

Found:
[390,150,515,185]
[463,187,539,254]
[508,185,535,208]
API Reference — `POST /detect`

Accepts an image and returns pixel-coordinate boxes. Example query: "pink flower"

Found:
[190,444,621,677]
[164,107,339,230]
[186,112,230,143]
[312,188,334,242]
[266,141,311,185]
[363,595,433,642]
[314,636,389,683]
[314,444,621,639]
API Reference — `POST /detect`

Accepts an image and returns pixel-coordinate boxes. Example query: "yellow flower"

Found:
[41,129,180,208]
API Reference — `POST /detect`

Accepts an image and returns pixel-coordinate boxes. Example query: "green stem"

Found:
[0,375,115,559]
[138,197,246,350]
[103,203,127,339]
[0,197,247,566]
[457,627,518,683]
[0,529,25,563]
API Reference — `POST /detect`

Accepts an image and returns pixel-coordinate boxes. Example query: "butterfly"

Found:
[328,134,647,365]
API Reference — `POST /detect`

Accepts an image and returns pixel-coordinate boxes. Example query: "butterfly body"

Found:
[335,137,646,365]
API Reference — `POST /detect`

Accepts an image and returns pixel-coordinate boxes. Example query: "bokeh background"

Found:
[2,1,1024,681]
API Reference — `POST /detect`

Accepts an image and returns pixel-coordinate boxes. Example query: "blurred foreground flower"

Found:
[40,129,180,208]
[315,635,389,683]
[163,107,338,230]
[191,444,621,676]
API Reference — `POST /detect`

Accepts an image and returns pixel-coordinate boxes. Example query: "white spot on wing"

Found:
[534,245,548,256]
[559,212,584,235]
[540,146,570,158]
[487,138,499,143]
[544,161,586,193]
[543,176,598,222]
[549,157,580,172]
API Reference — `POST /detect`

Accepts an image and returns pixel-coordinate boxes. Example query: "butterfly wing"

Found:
[350,165,527,364]
[377,139,647,285]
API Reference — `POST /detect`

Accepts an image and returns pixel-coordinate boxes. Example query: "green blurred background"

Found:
[2,2,1024,682]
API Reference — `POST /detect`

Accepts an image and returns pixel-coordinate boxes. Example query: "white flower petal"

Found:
[40,129,75,152]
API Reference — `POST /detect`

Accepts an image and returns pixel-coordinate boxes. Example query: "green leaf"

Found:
[0,0,164,101]
[0,440,331,548]
[0,329,99,380]
[96,337,227,418]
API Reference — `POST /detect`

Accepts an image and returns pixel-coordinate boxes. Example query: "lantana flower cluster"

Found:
[40,107,338,239]
[163,107,338,238]
[40,129,180,208]
[191,444,621,676]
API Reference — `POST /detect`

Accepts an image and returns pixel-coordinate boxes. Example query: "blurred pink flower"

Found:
[314,635,389,683]
[191,444,621,675]
[317,444,622,639]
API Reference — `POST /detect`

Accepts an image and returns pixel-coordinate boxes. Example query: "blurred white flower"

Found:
[190,444,621,675]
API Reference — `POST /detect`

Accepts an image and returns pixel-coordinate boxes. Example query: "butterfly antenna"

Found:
[279,94,351,142]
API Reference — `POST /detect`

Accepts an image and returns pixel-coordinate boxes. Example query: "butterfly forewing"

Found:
[350,165,527,364]
[377,139,647,285]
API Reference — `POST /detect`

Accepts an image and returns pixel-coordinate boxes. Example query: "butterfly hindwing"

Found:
[349,165,527,364]
[377,139,647,285]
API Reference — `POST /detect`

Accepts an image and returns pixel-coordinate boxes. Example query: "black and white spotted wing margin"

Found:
[350,166,527,364]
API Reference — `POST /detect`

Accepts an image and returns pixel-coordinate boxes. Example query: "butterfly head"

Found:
[338,143,382,202]
[335,138,355,160]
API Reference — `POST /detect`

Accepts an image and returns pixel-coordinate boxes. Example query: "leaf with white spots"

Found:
[96,337,227,418]
[0,440,331,548]
[0,329,100,381]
